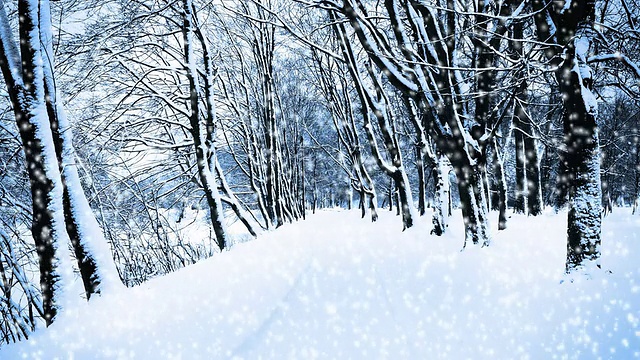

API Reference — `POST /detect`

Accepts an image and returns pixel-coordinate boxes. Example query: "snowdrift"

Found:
[3,209,639,359]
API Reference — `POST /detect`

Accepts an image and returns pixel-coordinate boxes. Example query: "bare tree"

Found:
[0,0,121,325]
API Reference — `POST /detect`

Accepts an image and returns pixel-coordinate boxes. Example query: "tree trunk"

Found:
[38,3,121,299]
[489,143,501,212]
[554,2,602,271]
[452,156,490,246]
[392,168,416,230]
[181,0,226,250]
[524,133,543,216]
[416,144,426,216]
[431,154,450,236]
[0,0,82,325]
[215,160,259,237]
[388,178,394,212]
[359,188,366,218]
[369,192,379,222]
[492,139,508,230]
[514,115,526,214]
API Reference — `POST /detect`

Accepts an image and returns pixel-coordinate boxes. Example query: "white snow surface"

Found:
[3,209,640,359]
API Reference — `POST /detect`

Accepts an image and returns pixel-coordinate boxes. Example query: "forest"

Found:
[0,0,639,357]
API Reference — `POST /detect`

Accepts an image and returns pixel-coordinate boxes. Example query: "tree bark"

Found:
[514,114,527,214]
[0,0,79,325]
[181,0,226,250]
[524,132,543,215]
[492,139,508,230]
[416,144,426,216]
[431,153,450,236]
[540,0,602,270]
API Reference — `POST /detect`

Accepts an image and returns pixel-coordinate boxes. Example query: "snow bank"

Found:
[2,209,639,359]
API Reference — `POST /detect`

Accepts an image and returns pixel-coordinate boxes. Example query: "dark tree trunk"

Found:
[0,0,69,325]
[514,115,526,214]
[548,0,602,271]
[390,170,414,229]
[492,139,508,230]
[369,193,379,222]
[416,144,426,216]
[524,134,543,216]
[556,151,570,209]
[395,183,401,217]
[489,144,501,212]
[41,38,104,300]
[359,189,366,218]
[388,178,394,212]
[452,157,490,246]
[15,111,60,326]
[510,6,543,217]
[430,154,450,236]
[560,60,602,270]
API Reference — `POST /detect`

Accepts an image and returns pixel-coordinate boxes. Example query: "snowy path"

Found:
[3,209,640,359]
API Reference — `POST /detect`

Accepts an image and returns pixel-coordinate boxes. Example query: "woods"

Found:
[0,0,639,346]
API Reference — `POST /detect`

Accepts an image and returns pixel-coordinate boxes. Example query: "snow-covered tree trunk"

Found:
[491,139,508,230]
[416,144,426,216]
[560,27,602,270]
[245,8,282,228]
[215,160,260,238]
[514,111,527,214]
[0,0,78,325]
[181,0,227,250]
[431,154,450,236]
[524,131,543,216]
[403,95,430,218]
[193,13,260,239]
[533,0,602,270]
[38,1,121,298]
[354,150,379,222]
[453,158,490,246]
[333,16,415,229]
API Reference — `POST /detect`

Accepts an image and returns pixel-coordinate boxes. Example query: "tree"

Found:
[217,0,308,228]
[0,0,120,325]
[332,14,416,230]
[317,0,501,244]
[309,48,380,222]
[533,0,602,270]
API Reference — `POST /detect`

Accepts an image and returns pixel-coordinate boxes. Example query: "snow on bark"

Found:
[333,18,415,230]
[215,158,261,237]
[573,36,597,116]
[38,0,122,296]
[565,26,602,270]
[181,0,227,249]
[11,0,78,324]
[51,102,123,292]
[0,5,21,84]
[431,154,451,235]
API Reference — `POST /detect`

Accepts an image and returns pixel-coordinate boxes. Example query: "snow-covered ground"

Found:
[3,209,639,359]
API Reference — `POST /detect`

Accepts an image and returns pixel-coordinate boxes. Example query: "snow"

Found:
[21,0,79,313]
[2,209,640,359]
[0,3,22,84]
[38,1,123,293]
[572,34,598,117]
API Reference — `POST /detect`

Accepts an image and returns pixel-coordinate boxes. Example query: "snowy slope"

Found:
[2,209,639,359]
